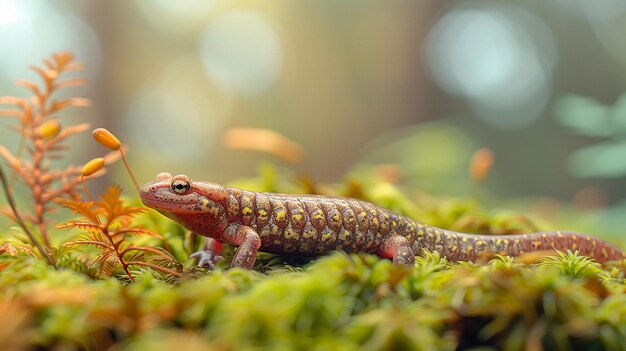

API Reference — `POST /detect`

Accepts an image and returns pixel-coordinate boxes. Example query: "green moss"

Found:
[1,250,625,350]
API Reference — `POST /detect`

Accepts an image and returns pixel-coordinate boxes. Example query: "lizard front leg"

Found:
[222,224,261,269]
[190,237,224,268]
[378,235,415,266]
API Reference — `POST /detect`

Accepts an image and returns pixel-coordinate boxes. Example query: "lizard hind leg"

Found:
[378,235,415,266]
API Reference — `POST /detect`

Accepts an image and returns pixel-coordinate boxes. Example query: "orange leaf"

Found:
[54,78,86,89]
[0,96,27,106]
[48,98,90,113]
[15,80,42,96]
[223,128,304,163]
[55,197,101,224]
[53,52,74,68]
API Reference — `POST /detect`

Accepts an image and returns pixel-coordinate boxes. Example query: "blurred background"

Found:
[1,1,626,233]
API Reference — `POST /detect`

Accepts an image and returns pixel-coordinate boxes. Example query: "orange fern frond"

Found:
[110,228,164,240]
[56,221,103,234]
[55,198,101,224]
[96,186,145,224]
[57,185,181,281]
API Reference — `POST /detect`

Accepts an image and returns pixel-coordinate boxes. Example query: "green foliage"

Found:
[554,92,626,178]
[1,252,625,350]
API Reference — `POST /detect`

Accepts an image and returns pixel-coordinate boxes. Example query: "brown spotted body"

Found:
[140,173,625,269]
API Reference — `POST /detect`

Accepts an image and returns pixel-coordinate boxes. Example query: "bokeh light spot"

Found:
[135,0,219,33]
[199,10,283,97]
[556,0,626,64]
[0,0,101,82]
[126,56,223,160]
[425,4,556,129]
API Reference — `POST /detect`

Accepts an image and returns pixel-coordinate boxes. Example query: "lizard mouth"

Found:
[140,196,197,208]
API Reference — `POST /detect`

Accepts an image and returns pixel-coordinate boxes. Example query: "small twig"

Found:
[0,164,56,267]
[120,149,140,194]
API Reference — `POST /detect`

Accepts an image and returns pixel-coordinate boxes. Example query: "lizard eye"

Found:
[171,179,190,194]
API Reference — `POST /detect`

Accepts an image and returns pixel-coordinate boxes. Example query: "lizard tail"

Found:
[426,230,625,264]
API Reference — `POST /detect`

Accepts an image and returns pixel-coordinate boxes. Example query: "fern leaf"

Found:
[56,221,103,234]
[110,228,163,239]
[56,198,100,223]
[122,245,173,260]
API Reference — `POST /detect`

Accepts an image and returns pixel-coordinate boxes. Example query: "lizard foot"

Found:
[190,237,224,268]
[190,250,224,268]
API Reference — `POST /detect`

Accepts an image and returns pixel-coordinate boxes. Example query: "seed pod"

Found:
[37,120,61,139]
[82,158,105,177]
[92,128,121,150]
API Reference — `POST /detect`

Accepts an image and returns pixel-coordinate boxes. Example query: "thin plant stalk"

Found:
[120,149,139,194]
[0,164,56,267]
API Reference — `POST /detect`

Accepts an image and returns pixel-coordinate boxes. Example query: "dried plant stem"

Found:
[81,176,94,203]
[31,128,50,246]
[0,164,55,267]
[120,149,139,194]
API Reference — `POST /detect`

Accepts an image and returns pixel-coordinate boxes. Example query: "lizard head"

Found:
[140,173,228,218]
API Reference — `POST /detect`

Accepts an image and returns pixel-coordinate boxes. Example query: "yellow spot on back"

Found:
[242,207,253,215]
[275,211,286,221]
[293,214,303,222]
[284,229,298,240]
[462,237,468,242]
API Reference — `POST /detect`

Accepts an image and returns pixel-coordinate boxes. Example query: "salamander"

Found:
[139,173,625,269]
